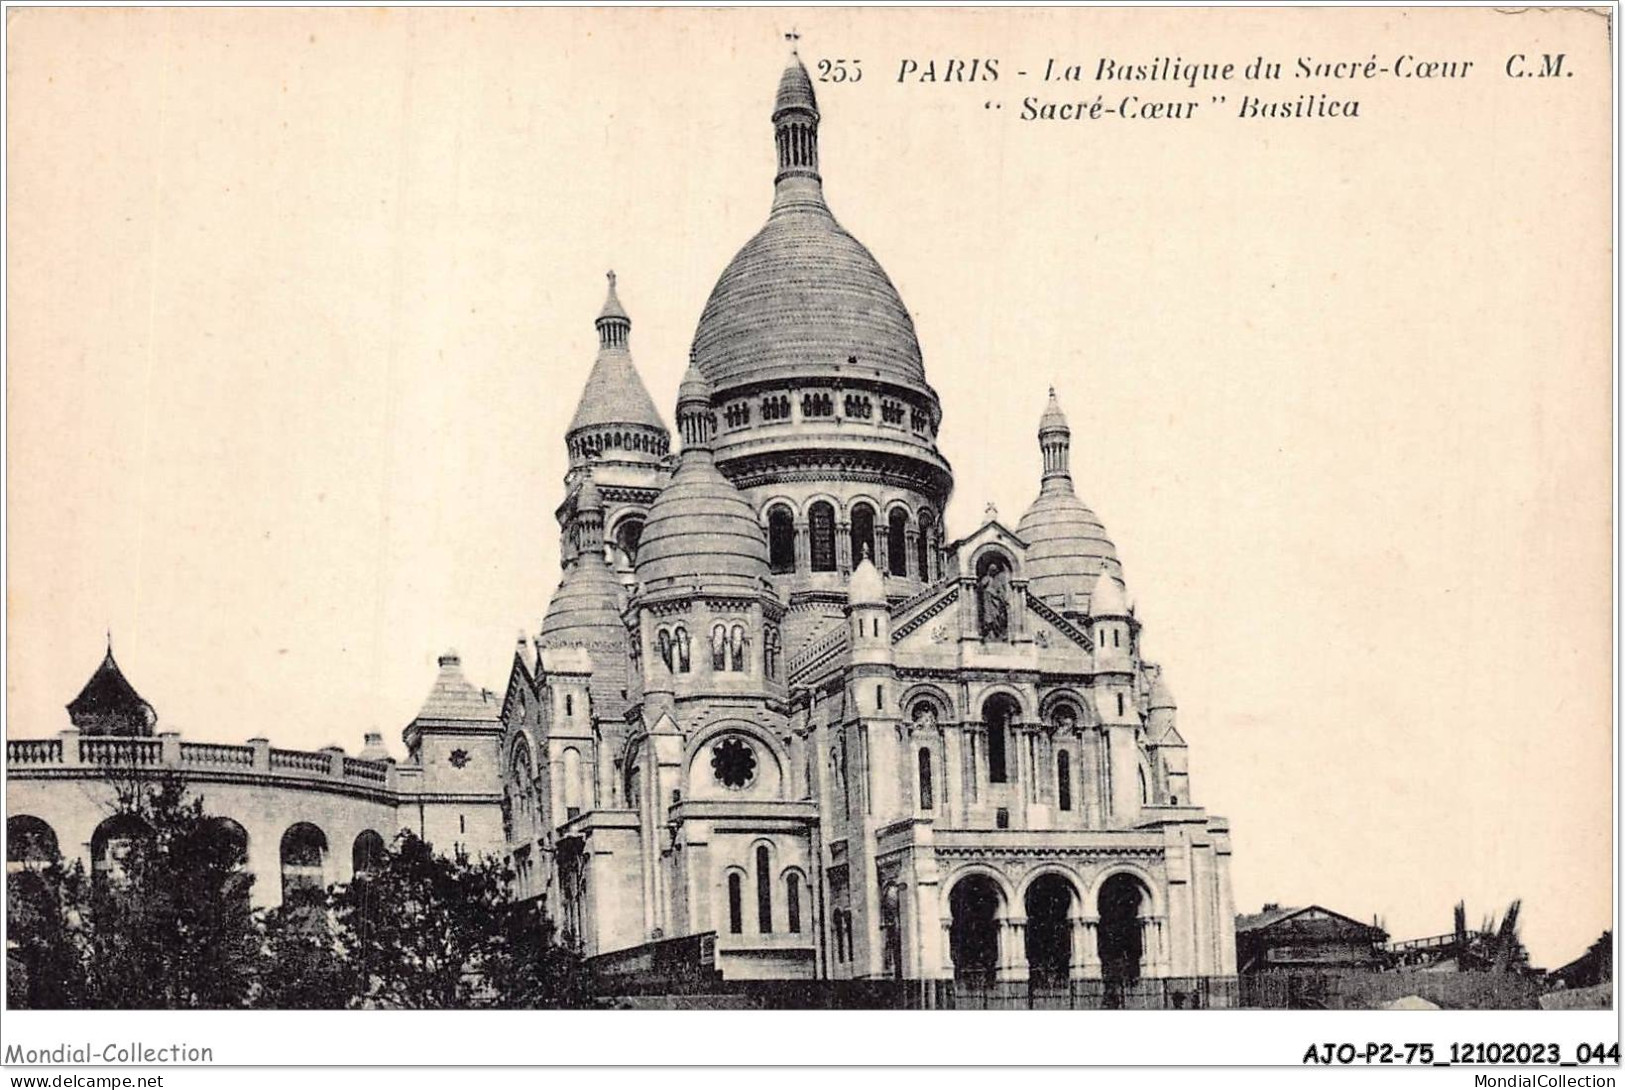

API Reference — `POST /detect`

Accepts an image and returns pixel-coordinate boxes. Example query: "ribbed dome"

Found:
[692,206,925,392]
[1018,483,1124,612]
[1019,387,1123,613]
[636,453,770,591]
[540,552,625,646]
[540,550,630,720]
[691,54,927,394]
[637,366,770,592]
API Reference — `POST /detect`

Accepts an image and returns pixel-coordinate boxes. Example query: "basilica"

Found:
[500,52,1236,984]
[6,50,1235,989]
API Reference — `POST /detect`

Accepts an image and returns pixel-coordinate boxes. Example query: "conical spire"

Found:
[567,272,669,463]
[772,45,824,210]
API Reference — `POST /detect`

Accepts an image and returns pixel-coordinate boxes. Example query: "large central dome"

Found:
[692,204,926,391]
[691,55,928,396]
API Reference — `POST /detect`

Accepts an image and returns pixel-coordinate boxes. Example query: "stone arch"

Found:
[685,721,788,800]
[1086,862,1165,916]
[972,545,1017,641]
[848,500,878,567]
[886,504,912,576]
[763,501,798,574]
[944,866,1014,985]
[1021,868,1083,986]
[721,865,748,934]
[608,512,645,570]
[6,815,59,864]
[1094,869,1157,985]
[807,499,839,573]
[781,864,809,934]
[204,816,249,869]
[901,683,954,724]
[279,821,328,902]
[91,813,153,880]
[352,829,387,876]
[980,689,1025,785]
[1039,688,1089,726]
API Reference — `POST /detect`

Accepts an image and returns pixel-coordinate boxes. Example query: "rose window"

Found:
[711,737,757,789]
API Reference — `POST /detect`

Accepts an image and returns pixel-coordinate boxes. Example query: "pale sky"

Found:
[6,8,1613,969]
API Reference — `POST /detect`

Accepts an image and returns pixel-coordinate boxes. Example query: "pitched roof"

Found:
[66,646,155,728]
[412,651,499,722]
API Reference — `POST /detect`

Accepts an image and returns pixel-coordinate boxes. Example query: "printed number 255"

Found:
[818,59,862,83]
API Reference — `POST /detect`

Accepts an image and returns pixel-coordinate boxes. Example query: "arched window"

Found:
[984,695,1018,784]
[6,815,58,864]
[786,872,803,933]
[888,508,910,576]
[563,748,583,818]
[727,872,744,934]
[91,813,152,884]
[975,551,1014,641]
[674,626,691,673]
[657,629,673,671]
[918,748,934,810]
[767,505,796,574]
[614,517,644,569]
[1057,750,1073,812]
[711,624,728,671]
[756,845,773,933]
[917,513,935,581]
[280,822,328,901]
[352,830,387,876]
[764,626,780,679]
[849,503,876,566]
[730,624,747,672]
[808,502,837,572]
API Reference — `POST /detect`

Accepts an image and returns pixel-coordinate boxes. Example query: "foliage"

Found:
[327,830,589,1009]
[8,777,584,1009]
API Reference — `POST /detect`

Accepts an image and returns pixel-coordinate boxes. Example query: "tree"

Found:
[7,772,263,1009]
[327,831,587,1009]
[79,774,263,1008]
[6,858,91,1008]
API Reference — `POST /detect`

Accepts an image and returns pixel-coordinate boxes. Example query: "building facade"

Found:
[501,53,1236,984]
[6,51,1236,987]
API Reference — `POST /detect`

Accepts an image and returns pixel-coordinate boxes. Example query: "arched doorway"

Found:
[948,874,1003,986]
[1024,874,1076,987]
[1097,872,1149,985]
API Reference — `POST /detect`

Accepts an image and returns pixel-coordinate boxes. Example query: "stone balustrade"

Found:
[6,732,396,792]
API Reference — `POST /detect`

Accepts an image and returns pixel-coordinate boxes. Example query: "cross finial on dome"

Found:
[984,501,999,523]
[596,269,631,347]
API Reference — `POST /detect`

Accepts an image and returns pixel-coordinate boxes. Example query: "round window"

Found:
[711,737,757,790]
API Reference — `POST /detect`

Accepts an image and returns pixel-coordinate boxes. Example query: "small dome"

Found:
[568,274,667,438]
[774,53,818,117]
[635,454,770,593]
[1089,566,1129,618]
[848,554,886,606]
[1149,673,1177,710]
[1017,487,1123,610]
[678,361,711,406]
[540,550,630,720]
[1039,387,1069,434]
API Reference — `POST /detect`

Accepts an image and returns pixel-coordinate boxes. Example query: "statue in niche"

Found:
[975,552,1012,641]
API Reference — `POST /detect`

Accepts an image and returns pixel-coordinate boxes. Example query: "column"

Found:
[1071,913,1100,979]
[941,917,956,977]
[996,915,1029,982]
[876,526,892,576]
[794,525,810,571]
[903,529,919,579]
[836,521,852,574]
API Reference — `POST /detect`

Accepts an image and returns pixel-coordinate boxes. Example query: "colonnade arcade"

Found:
[762,498,942,582]
[939,865,1167,984]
